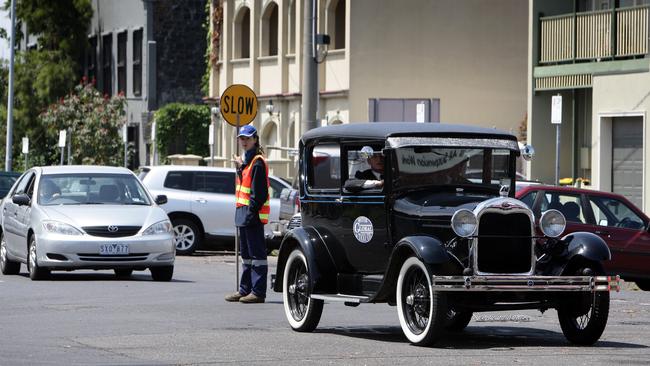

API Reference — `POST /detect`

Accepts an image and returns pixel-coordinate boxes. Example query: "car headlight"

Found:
[540,209,566,238]
[142,220,172,235]
[451,209,478,238]
[42,220,82,236]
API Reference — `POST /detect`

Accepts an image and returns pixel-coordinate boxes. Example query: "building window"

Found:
[288,0,296,54]
[234,7,250,59]
[102,34,112,96]
[133,29,143,96]
[261,2,278,56]
[86,36,97,83]
[117,32,127,95]
[327,0,346,50]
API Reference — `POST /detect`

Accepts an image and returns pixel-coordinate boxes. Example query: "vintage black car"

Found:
[273,123,619,346]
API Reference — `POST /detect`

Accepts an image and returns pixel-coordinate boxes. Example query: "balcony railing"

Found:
[540,5,649,64]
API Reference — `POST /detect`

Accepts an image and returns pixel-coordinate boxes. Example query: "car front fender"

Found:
[544,231,611,276]
[273,226,337,293]
[394,235,450,265]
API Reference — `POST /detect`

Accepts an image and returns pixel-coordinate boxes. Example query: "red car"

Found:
[516,185,650,290]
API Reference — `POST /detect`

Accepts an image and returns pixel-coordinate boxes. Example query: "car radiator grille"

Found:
[287,215,302,230]
[77,253,149,261]
[476,212,532,274]
[82,226,141,238]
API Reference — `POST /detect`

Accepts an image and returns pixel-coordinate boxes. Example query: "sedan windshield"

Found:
[395,147,513,189]
[38,173,151,206]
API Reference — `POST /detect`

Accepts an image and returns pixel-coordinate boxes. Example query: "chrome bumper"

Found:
[431,275,621,292]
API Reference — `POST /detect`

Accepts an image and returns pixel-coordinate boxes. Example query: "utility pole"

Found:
[5,0,16,171]
[301,0,318,133]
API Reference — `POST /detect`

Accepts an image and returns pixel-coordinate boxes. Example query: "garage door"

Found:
[612,117,643,208]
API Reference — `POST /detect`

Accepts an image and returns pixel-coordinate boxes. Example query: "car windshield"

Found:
[394,147,513,189]
[38,173,151,206]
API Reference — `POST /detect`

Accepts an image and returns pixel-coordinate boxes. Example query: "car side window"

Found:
[194,172,235,194]
[589,196,645,229]
[308,143,340,192]
[163,171,194,191]
[344,145,385,194]
[13,172,34,196]
[269,178,285,199]
[540,192,586,224]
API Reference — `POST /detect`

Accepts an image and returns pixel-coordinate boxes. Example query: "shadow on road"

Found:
[18,272,194,283]
[316,325,648,349]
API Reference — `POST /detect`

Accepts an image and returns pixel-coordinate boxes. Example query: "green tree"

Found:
[0,0,92,169]
[154,103,211,163]
[39,81,126,166]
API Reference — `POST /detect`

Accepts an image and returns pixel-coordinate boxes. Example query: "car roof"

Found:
[139,165,287,182]
[517,184,636,199]
[37,165,134,175]
[301,122,517,142]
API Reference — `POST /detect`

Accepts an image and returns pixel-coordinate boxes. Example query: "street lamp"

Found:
[265,100,275,116]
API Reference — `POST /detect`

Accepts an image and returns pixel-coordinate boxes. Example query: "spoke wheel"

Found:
[282,249,323,332]
[171,218,201,255]
[396,257,447,346]
[0,233,20,275]
[27,236,49,281]
[557,265,610,345]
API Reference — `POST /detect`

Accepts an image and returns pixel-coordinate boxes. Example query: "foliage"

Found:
[202,0,222,96]
[0,0,92,169]
[39,81,126,166]
[154,103,211,161]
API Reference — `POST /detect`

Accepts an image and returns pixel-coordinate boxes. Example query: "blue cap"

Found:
[237,125,257,137]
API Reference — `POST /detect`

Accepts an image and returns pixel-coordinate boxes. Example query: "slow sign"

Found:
[220,84,258,127]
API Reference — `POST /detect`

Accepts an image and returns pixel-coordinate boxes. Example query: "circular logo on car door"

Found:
[353,216,373,243]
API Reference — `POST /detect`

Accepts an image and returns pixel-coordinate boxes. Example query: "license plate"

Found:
[99,244,129,256]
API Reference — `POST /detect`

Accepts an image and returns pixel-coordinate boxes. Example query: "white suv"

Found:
[138,166,290,255]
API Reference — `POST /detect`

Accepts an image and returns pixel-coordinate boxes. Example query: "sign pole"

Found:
[58,130,66,166]
[235,113,240,292]
[21,137,28,171]
[551,94,563,185]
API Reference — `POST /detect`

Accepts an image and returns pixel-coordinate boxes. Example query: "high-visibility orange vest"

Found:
[235,154,271,224]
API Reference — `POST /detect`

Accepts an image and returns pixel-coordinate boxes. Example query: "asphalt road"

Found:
[1,252,649,365]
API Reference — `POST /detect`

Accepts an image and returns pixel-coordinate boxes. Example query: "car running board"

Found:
[311,294,370,304]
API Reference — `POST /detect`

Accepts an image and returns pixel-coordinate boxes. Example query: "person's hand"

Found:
[233,154,243,168]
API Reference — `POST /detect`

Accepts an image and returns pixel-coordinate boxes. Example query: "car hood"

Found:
[394,190,495,218]
[40,205,165,229]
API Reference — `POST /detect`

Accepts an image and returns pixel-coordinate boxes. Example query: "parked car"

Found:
[0,166,175,281]
[0,171,21,199]
[138,165,291,255]
[516,185,650,290]
[273,122,619,346]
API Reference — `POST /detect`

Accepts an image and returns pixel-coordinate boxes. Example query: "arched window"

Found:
[261,2,279,56]
[327,0,346,50]
[287,0,296,54]
[262,121,279,159]
[234,7,250,59]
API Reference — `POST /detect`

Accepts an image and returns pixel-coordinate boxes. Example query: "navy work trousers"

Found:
[238,224,267,297]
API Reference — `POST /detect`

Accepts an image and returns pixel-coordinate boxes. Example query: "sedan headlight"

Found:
[42,220,82,236]
[540,209,566,238]
[451,209,478,238]
[142,220,172,235]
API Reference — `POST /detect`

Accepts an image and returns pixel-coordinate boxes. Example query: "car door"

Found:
[339,143,389,273]
[532,190,593,237]
[191,171,236,237]
[586,195,650,276]
[4,171,35,261]
[15,173,37,259]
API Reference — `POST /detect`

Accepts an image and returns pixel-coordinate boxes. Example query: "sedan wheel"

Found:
[172,218,201,255]
[27,236,49,281]
[396,257,447,346]
[282,249,323,332]
[0,233,20,275]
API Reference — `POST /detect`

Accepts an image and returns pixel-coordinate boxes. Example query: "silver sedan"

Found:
[0,166,175,281]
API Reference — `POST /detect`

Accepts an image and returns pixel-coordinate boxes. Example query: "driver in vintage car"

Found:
[344,146,384,192]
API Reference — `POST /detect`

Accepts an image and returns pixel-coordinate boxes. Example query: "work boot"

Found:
[224,292,246,302]
[239,293,265,304]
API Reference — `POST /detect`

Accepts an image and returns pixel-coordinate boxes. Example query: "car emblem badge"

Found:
[353,216,373,244]
[107,225,119,233]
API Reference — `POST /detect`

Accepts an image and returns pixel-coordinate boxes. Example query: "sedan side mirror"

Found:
[12,193,31,206]
[155,195,168,205]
